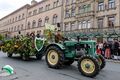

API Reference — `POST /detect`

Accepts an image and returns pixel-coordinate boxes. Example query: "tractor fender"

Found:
[46,43,65,51]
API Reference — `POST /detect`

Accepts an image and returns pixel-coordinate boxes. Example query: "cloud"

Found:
[0,0,41,19]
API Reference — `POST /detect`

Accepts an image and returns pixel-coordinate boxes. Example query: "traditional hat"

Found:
[2,65,14,75]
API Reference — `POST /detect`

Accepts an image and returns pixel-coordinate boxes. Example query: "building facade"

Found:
[63,0,95,32]
[0,0,63,36]
[0,0,120,40]
[0,4,29,37]
[63,0,120,41]
[26,0,63,35]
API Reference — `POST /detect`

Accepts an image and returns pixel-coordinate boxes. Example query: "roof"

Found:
[28,0,48,9]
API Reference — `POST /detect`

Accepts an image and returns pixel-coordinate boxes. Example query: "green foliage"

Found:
[0,34,3,40]
[1,36,38,56]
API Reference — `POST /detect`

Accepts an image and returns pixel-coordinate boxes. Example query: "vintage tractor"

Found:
[35,35,106,77]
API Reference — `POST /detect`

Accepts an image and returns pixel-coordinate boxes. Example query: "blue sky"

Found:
[0,0,41,19]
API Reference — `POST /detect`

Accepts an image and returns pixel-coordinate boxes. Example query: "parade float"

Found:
[1,35,43,61]
[1,23,106,77]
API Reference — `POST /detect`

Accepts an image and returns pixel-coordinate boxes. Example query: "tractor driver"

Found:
[55,30,64,43]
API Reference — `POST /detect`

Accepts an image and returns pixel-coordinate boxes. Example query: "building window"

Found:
[79,4,91,14]
[46,4,50,10]
[53,14,58,24]
[22,13,24,19]
[108,16,115,27]
[16,17,17,21]
[79,21,82,29]
[38,19,42,27]
[28,11,32,16]
[39,7,43,13]
[64,23,70,31]
[17,25,20,31]
[33,9,37,15]
[84,5,88,12]
[71,6,76,17]
[65,8,70,18]
[32,20,36,28]
[13,18,14,23]
[45,5,47,10]
[98,1,104,11]
[83,5,87,12]
[14,26,16,31]
[21,24,23,30]
[8,20,9,24]
[87,4,91,12]
[28,22,31,29]
[10,19,11,23]
[11,27,13,32]
[53,2,57,8]
[87,20,91,28]
[108,0,115,9]
[72,0,76,4]
[79,6,82,13]
[71,22,77,30]
[98,18,103,29]
[53,1,59,8]
[19,15,21,20]
[9,28,10,31]
[45,16,49,24]
[79,20,91,29]
[82,21,87,29]
[66,0,69,5]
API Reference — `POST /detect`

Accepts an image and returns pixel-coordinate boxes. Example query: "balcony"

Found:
[76,11,94,18]
[63,26,120,39]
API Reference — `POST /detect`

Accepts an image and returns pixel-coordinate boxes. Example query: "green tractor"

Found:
[35,35,106,78]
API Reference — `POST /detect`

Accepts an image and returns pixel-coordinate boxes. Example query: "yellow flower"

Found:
[1,46,4,48]
[14,45,19,48]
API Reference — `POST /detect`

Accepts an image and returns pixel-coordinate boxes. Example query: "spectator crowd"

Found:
[97,39,120,60]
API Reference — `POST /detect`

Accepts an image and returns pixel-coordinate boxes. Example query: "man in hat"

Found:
[55,30,64,43]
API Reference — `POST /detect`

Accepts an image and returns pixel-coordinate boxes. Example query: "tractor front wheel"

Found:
[78,55,100,78]
[46,46,64,69]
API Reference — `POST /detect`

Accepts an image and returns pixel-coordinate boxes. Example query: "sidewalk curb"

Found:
[106,59,120,63]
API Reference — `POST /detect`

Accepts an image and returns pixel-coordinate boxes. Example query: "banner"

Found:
[45,23,56,31]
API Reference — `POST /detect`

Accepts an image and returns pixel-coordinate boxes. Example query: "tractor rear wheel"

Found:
[36,53,43,60]
[97,55,106,69]
[46,46,64,69]
[22,54,29,61]
[7,53,12,57]
[78,55,100,78]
